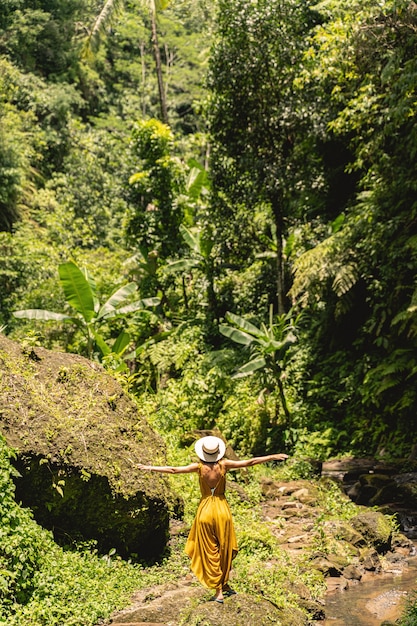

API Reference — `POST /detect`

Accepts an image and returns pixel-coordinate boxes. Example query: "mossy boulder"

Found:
[350,511,392,554]
[111,583,312,626]
[0,334,181,560]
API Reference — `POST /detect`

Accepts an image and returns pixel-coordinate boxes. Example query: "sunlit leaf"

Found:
[225,312,265,338]
[180,224,201,255]
[232,357,267,378]
[12,309,72,322]
[219,324,253,346]
[165,259,198,273]
[97,283,137,319]
[112,330,131,355]
[58,262,96,323]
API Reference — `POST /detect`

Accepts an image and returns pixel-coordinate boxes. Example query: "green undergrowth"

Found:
[0,434,188,626]
[399,591,417,626]
[1,424,389,625]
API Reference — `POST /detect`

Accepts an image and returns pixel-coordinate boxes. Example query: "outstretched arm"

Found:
[223,453,288,470]
[136,462,199,475]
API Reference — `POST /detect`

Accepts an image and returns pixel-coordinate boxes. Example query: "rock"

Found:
[324,519,366,548]
[286,579,325,620]
[326,576,348,592]
[112,586,308,626]
[360,547,381,571]
[282,501,304,510]
[0,334,181,560]
[350,473,399,506]
[346,481,361,501]
[292,487,317,505]
[182,593,308,626]
[369,483,400,506]
[359,473,394,488]
[350,511,392,553]
[390,530,414,550]
[356,484,379,505]
[342,564,362,580]
[322,457,376,482]
[311,556,345,577]
[261,478,318,500]
[397,478,417,509]
[287,534,308,543]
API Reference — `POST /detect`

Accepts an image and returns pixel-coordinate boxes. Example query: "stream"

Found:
[322,555,417,624]
[321,458,417,624]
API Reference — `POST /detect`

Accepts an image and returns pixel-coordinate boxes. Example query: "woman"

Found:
[137,435,288,603]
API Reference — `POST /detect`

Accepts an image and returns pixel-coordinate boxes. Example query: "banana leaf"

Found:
[219,324,253,346]
[96,282,138,319]
[232,357,267,379]
[12,309,72,321]
[58,262,96,322]
[225,312,266,339]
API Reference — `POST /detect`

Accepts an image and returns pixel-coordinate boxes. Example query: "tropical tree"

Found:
[13,261,159,360]
[166,223,216,316]
[207,0,320,314]
[219,308,299,433]
[286,0,417,453]
[84,0,171,123]
[164,159,217,318]
[126,118,185,259]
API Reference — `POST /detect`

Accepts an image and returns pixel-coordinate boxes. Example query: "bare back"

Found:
[197,460,227,498]
[199,460,225,487]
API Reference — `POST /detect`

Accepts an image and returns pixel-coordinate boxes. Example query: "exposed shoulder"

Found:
[218,459,227,474]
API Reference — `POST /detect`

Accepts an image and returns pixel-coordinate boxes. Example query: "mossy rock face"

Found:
[324,519,366,548]
[0,334,181,560]
[359,473,394,488]
[350,511,392,554]
[369,483,399,506]
[111,585,312,626]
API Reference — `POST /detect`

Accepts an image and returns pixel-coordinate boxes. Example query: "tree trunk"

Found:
[140,41,147,117]
[272,196,286,315]
[206,258,218,323]
[150,10,169,125]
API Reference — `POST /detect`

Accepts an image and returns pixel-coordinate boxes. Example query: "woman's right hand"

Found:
[271,454,289,462]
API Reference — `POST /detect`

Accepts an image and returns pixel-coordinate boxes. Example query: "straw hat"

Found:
[194,436,226,462]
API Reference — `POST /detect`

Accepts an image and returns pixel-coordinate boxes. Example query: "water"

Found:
[322,558,417,625]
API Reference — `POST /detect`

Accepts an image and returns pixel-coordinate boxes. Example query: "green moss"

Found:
[0,334,182,562]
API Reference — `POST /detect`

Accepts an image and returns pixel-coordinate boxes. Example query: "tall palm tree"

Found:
[84,0,170,124]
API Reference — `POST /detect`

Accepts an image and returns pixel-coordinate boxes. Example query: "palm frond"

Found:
[83,0,125,58]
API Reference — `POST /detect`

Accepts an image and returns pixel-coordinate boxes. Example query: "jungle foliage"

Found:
[1,0,417,622]
[1,0,416,458]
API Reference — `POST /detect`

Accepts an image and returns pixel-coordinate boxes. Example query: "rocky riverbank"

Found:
[107,474,415,626]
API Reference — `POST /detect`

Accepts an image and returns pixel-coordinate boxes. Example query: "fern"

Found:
[332,262,357,297]
[362,349,417,406]
[290,233,358,309]
[392,286,417,338]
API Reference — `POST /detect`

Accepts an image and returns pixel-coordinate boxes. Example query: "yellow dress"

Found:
[185,462,238,590]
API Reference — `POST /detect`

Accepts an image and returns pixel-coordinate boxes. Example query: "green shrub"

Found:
[399,591,417,626]
[0,434,187,625]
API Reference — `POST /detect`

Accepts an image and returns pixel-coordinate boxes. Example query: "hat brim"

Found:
[194,436,226,462]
